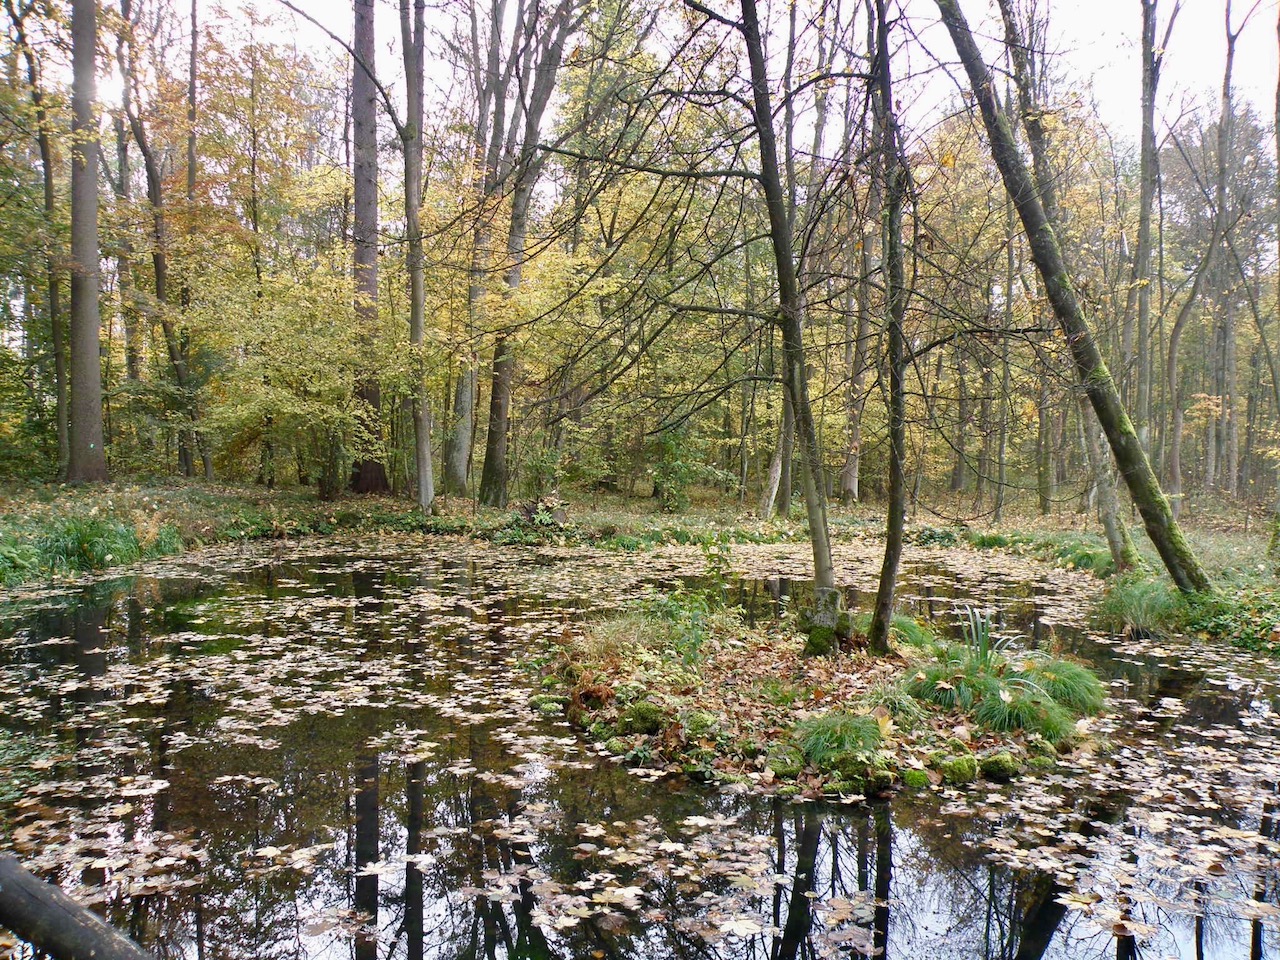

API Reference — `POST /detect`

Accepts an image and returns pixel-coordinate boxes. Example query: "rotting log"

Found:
[0,855,154,960]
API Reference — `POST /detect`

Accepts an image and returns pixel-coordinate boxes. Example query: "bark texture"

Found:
[0,855,153,960]
[738,0,835,592]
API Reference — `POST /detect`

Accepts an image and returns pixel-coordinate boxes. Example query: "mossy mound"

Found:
[938,754,978,784]
[529,693,567,716]
[682,710,720,737]
[979,751,1021,782]
[766,743,806,778]
[618,700,666,735]
[901,768,931,789]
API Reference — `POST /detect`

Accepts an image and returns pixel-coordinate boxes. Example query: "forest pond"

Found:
[1,535,1278,959]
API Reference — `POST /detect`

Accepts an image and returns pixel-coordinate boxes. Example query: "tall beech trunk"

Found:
[349,0,391,494]
[737,0,835,594]
[840,254,873,505]
[1168,8,1237,516]
[67,0,107,483]
[936,0,1211,594]
[1078,394,1140,572]
[186,0,212,480]
[998,0,1134,571]
[478,178,538,507]
[1124,0,1175,444]
[114,114,142,385]
[761,389,795,518]
[868,0,908,656]
[401,0,434,511]
[441,0,508,499]
[1272,4,1280,565]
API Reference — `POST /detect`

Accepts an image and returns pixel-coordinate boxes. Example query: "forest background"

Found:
[2,0,1280,607]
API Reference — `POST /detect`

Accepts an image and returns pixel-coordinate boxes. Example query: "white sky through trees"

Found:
[240,0,1278,147]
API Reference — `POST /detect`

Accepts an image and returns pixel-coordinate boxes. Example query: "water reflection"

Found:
[0,540,1276,960]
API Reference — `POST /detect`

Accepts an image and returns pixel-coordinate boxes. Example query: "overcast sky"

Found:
[243,0,1278,146]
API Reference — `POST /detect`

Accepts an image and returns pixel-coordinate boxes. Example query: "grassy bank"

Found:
[0,482,810,587]
[0,482,450,585]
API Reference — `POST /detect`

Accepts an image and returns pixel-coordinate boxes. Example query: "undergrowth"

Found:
[1097,575,1280,655]
[905,608,1105,743]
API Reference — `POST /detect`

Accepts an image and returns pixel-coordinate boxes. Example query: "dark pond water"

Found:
[1,536,1277,960]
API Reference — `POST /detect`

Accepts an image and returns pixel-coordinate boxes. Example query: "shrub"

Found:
[911,526,960,547]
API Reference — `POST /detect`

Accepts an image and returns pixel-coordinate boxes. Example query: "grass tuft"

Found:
[1095,574,1181,636]
[1011,655,1105,714]
[793,712,882,766]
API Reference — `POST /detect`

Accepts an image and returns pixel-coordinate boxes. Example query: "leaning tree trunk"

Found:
[935,0,1211,594]
[737,0,836,600]
[67,0,107,483]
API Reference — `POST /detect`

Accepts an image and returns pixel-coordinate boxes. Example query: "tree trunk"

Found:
[1037,374,1052,515]
[760,400,786,519]
[950,343,968,492]
[1272,2,1280,567]
[67,0,107,483]
[1127,0,1174,449]
[1078,394,1140,572]
[9,8,71,473]
[478,335,514,506]
[936,0,1211,594]
[868,0,908,656]
[119,0,206,478]
[737,0,835,594]
[186,0,212,480]
[349,0,391,494]
[401,0,434,512]
[0,856,154,960]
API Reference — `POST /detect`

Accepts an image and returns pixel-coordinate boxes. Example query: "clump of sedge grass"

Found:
[38,517,143,573]
[1094,574,1182,637]
[1010,654,1105,714]
[793,712,882,766]
[906,607,1104,743]
[851,611,936,647]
